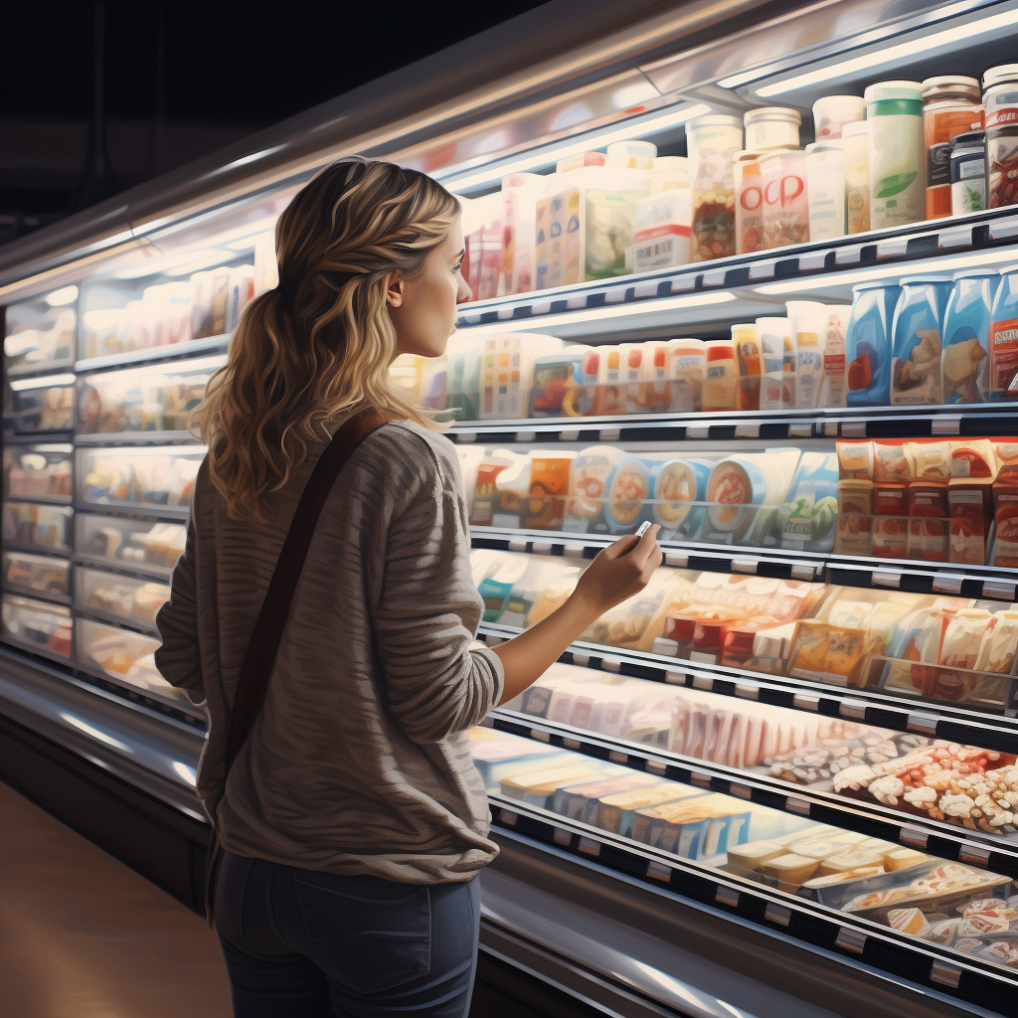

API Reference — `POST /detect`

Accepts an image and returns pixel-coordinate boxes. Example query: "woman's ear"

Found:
[386,271,405,308]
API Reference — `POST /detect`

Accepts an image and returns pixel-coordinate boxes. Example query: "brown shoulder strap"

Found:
[224,407,388,774]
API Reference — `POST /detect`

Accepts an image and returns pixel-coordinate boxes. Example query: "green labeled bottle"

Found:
[865,80,926,229]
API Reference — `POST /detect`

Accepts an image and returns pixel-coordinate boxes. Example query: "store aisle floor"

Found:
[0,781,232,1018]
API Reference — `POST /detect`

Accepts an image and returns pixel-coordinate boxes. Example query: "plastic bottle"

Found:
[734,151,764,254]
[842,121,870,234]
[988,264,1018,400]
[606,140,657,170]
[812,95,865,141]
[890,276,953,405]
[755,317,794,409]
[805,141,846,241]
[865,81,926,229]
[941,270,999,403]
[760,149,809,249]
[687,114,742,262]
[667,338,705,413]
[846,282,902,407]
[950,131,987,215]
[820,305,850,408]
[731,324,761,411]
[702,341,737,411]
[786,301,827,409]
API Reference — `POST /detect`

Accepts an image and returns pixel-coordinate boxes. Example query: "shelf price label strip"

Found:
[485,796,1016,1010]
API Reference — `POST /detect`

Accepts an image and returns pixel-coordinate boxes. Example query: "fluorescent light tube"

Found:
[441,103,711,192]
[45,285,78,307]
[9,372,76,391]
[755,8,1018,97]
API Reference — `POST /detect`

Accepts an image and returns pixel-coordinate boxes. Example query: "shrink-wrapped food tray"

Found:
[839,864,1013,921]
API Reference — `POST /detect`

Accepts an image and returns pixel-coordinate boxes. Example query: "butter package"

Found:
[595,783,695,837]
[553,772,661,821]
[470,738,568,789]
[787,620,873,688]
[499,763,609,809]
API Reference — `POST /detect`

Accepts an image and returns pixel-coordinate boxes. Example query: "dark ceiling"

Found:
[0,1,548,245]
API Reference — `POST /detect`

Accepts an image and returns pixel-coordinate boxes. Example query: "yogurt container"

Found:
[604,457,653,532]
[812,95,865,141]
[732,324,762,411]
[756,317,794,409]
[890,276,952,405]
[702,340,737,412]
[821,304,851,407]
[846,281,902,407]
[805,141,846,241]
[842,121,870,235]
[941,270,998,403]
[705,451,798,543]
[667,338,705,413]
[565,446,625,526]
[786,301,827,410]
[688,114,742,262]
[651,457,712,532]
[865,81,926,228]
[760,149,809,250]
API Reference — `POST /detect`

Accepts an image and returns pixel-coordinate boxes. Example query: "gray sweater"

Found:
[155,421,504,883]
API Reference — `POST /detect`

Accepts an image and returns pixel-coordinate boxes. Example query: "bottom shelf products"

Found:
[2,551,70,598]
[1,593,71,657]
[472,727,1018,973]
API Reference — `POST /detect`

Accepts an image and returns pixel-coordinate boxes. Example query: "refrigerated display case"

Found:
[9,2,1018,1015]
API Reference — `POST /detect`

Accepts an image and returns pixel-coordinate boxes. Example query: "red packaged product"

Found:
[907,481,949,561]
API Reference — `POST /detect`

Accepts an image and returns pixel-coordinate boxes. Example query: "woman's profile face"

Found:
[389,215,471,360]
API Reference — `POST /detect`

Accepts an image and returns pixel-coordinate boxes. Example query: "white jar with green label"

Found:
[865,80,926,229]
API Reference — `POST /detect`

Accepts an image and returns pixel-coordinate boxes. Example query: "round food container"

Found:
[744,107,802,151]
[652,457,711,529]
[706,455,773,539]
[604,457,652,532]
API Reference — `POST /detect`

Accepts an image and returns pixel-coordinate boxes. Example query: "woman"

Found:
[156,156,661,1018]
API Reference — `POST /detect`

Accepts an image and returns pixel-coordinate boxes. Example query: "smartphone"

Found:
[635,520,652,539]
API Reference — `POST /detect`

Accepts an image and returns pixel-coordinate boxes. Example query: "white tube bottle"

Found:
[755,317,795,410]
[805,141,847,241]
[786,301,828,409]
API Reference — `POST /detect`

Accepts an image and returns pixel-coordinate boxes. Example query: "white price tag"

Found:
[599,428,621,442]
[691,770,712,788]
[562,738,581,750]
[530,728,551,743]
[601,657,621,673]
[566,294,586,309]
[735,684,759,700]
[577,837,601,857]
[553,827,573,846]
[560,429,580,442]
[609,750,628,764]
[497,307,515,320]
[515,430,537,443]
[791,562,816,581]
[786,797,811,816]
[990,217,1018,242]
[647,860,672,881]
[872,570,901,588]
[730,783,752,800]
[455,430,478,444]
[932,573,964,594]
[531,300,552,316]
[669,275,696,294]
[983,580,1017,600]
[839,699,868,719]
[931,416,961,435]
[841,421,866,438]
[876,237,909,259]
[798,250,827,270]
[605,287,628,304]
[508,539,528,552]
[793,693,820,711]
[702,268,727,288]
[748,259,778,280]
[835,246,862,265]
[765,903,792,926]
[665,552,689,568]
[907,713,939,735]
[836,927,867,955]
[532,541,553,555]
[685,425,709,439]
[938,225,973,249]
[647,759,667,775]
[731,558,758,574]
[788,423,812,438]
[716,886,740,908]
[735,424,760,439]
[692,674,714,691]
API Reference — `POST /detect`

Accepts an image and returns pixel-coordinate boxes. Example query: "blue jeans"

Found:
[214,851,481,1017]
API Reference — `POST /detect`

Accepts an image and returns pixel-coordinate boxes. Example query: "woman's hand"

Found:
[571,525,663,616]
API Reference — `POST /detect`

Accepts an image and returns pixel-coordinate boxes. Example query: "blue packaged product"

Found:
[846,281,902,407]
[942,270,999,404]
[890,276,953,406]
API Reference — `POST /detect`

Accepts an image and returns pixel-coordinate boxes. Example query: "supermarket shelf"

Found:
[6,359,75,379]
[489,710,1018,880]
[475,624,1018,748]
[75,430,196,446]
[449,411,821,445]
[74,334,231,374]
[469,531,1018,602]
[455,207,1018,333]
[448,404,1018,445]
[74,605,161,639]
[70,654,205,724]
[1,581,71,606]
[73,501,190,522]
[0,542,71,560]
[73,554,173,583]
[1,431,74,446]
[471,529,825,578]
[1,492,72,507]
[485,796,1014,1017]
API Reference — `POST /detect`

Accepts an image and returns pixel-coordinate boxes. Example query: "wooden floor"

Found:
[0,780,232,1018]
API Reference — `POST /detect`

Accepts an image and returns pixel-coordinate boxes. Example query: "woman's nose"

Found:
[456,276,473,304]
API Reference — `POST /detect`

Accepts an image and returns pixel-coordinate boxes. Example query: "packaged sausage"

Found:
[873,441,913,483]
[906,481,948,561]
[837,440,875,480]
[993,485,1018,567]
[906,441,953,482]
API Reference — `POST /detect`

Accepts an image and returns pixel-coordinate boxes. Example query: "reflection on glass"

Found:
[77,567,170,628]
[2,502,73,553]
[4,296,75,374]
[78,446,204,510]
[3,551,70,598]
[5,374,75,433]
[1,593,71,657]
[76,514,185,574]
[3,444,72,500]
[78,355,224,434]
[77,618,180,699]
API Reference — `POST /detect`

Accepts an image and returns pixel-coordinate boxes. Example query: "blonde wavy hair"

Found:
[190,157,461,522]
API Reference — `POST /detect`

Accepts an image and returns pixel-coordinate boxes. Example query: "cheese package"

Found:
[835,479,873,555]
[995,441,1018,485]
[499,763,608,808]
[887,907,931,938]
[667,338,705,413]
[759,853,821,890]
[993,486,1018,568]
[726,839,786,871]
[873,441,913,483]
[788,620,873,688]
[906,441,952,482]
[640,340,672,414]
[552,772,661,822]
[595,783,694,836]
[469,735,567,788]
[585,568,683,653]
